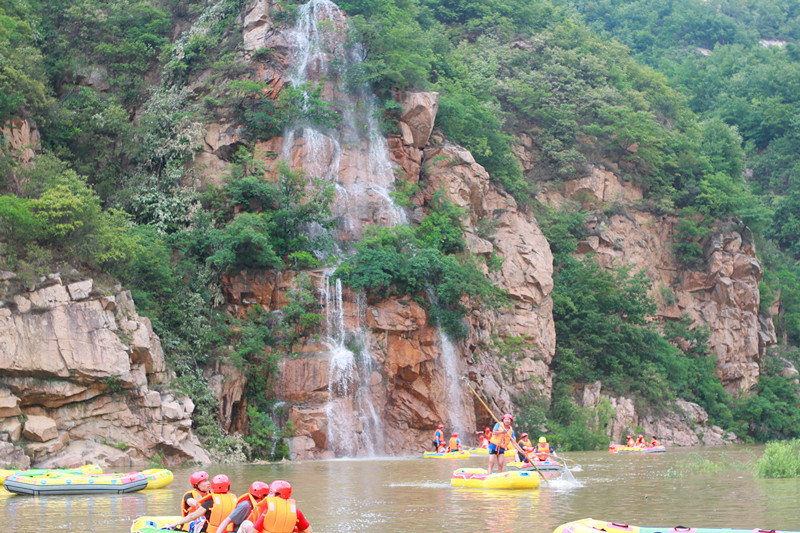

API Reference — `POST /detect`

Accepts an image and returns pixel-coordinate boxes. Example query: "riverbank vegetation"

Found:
[2,0,800,455]
[755,439,800,478]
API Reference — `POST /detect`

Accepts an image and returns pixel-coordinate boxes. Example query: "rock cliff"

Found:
[202,0,770,455]
[0,274,210,468]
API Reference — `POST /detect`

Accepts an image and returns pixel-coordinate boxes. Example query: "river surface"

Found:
[3,445,800,532]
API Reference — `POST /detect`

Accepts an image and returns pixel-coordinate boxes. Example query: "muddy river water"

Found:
[3,445,800,532]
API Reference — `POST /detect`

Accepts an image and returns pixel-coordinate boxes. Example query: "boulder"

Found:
[67,280,94,301]
[22,415,58,442]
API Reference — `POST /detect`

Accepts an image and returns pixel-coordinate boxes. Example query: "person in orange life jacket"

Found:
[166,474,237,533]
[626,434,634,447]
[242,480,313,533]
[484,427,492,447]
[433,424,445,451]
[216,481,270,533]
[516,433,534,462]
[182,471,212,522]
[488,413,516,474]
[634,434,646,448]
[535,436,557,461]
[448,432,462,452]
[650,436,660,447]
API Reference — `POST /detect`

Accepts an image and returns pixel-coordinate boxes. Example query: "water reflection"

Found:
[4,447,800,532]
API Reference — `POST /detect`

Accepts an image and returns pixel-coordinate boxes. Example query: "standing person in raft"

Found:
[488,413,516,474]
[448,432,462,452]
[433,424,445,452]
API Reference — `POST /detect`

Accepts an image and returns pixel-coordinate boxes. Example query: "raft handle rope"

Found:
[461,376,548,484]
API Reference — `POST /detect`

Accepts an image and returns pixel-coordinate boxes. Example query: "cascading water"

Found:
[438,328,472,439]
[274,0,404,456]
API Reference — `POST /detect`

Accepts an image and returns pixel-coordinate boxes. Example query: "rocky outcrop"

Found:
[413,136,556,412]
[1,118,41,193]
[580,380,737,446]
[0,275,210,467]
[535,168,773,394]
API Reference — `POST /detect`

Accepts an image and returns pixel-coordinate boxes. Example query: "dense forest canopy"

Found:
[2,0,800,454]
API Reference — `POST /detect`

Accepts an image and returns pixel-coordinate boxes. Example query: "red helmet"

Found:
[638,434,643,438]
[521,433,528,438]
[249,481,270,499]
[452,432,458,437]
[270,480,292,499]
[503,413,513,421]
[211,474,231,493]
[190,471,209,487]
[437,424,443,429]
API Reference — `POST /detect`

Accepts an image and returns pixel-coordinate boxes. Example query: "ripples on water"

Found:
[4,446,800,532]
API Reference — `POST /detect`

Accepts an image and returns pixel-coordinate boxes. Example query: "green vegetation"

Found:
[665,452,747,478]
[3,0,800,455]
[334,194,507,338]
[754,439,800,478]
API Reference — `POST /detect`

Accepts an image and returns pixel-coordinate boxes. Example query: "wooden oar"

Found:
[462,377,548,484]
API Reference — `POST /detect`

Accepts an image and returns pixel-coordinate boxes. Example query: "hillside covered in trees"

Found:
[1,0,799,460]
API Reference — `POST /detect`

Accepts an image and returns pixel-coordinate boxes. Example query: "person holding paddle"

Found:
[488,413,516,474]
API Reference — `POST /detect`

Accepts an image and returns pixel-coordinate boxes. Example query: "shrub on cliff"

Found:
[335,220,507,339]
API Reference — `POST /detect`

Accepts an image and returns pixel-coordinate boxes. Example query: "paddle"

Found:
[462,377,548,484]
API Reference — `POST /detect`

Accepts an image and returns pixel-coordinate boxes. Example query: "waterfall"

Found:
[438,327,472,441]
[322,274,384,456]
[273,0,408,457]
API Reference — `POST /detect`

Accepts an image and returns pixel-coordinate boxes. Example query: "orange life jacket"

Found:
[433,429,443,442]
[650,439,660,447]
[233,493,261,524]
[196,492,238,533]
[518,438,533,451]
[490,423,514,448]
[449,437,460,451]
[182,489,205,516]
[635,437,646,447]
[536,442,551,461]
[626,437,634,447]
[254,496,298,533]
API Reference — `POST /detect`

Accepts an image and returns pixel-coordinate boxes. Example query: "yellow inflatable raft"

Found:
[467,447,516,457]
[451,467,539,490]
[0,464,102,484]
[141,469,174,489]
[423,450,471,459]
[130,516,182,532]
[4,471,148,496]
[608,444,666,454]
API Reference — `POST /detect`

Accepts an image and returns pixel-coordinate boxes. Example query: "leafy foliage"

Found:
[335,207,506,338]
